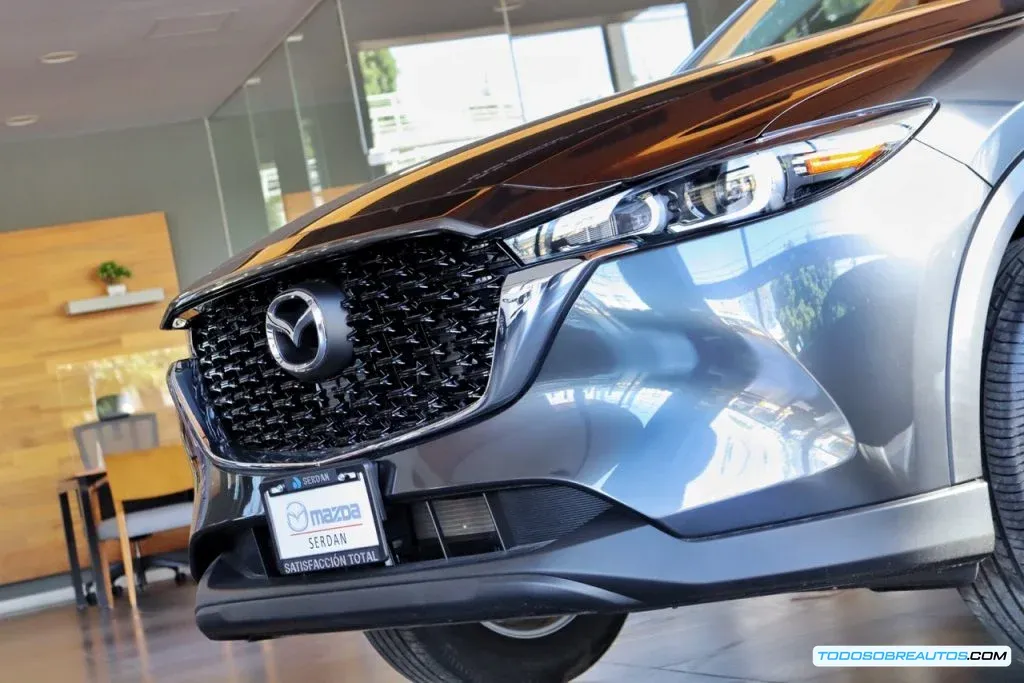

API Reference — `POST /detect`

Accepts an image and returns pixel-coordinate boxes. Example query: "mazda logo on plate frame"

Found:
[285,501,309,532]
[265,282,354,381]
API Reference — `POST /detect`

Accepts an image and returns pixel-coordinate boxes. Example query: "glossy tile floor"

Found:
[1,583,1019,682]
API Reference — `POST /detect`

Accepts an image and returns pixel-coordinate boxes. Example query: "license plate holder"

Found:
[261,461,390,575]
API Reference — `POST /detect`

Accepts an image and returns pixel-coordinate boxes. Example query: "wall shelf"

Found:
[65,288,166,316]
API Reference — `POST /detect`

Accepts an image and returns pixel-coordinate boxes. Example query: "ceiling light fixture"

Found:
[286,34,304,43]
[245,77,261,87]
[40,50,78,65]
[6,114,39,127]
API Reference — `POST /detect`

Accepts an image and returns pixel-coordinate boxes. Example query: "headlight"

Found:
[504,101,934,264]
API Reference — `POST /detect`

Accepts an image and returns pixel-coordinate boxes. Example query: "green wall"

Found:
[0,120,229,288]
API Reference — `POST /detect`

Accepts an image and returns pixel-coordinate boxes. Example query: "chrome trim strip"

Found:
[168,361,216,463]
[163,219,488,329]
[169,256,599,472]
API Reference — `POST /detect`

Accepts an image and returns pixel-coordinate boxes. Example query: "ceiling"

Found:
[0,0,711,142]
[0,0,320,142]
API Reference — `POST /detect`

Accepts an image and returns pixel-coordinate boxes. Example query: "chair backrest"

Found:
[103,446,194,505]
[73,414,159,470]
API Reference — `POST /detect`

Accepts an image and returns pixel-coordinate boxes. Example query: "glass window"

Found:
[616,5,695,87]
[359,34,522,174]
[243,45,309,233]
[511,27,615,121]
[207,86,271,253]
[284,0,372,213]
[505,3,696,94]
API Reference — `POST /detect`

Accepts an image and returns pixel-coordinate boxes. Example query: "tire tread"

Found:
[364,615,626,683]
[962,238,1024,658]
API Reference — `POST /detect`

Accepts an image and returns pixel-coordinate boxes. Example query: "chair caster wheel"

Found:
[85,592,98,606]
[112,585,124,598]
[174,572,187,585]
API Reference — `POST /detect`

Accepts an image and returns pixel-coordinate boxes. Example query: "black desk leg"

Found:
[78,484,110,609]
[59,491,86,610]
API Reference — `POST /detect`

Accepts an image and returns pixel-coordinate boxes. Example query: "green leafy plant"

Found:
[97,261,132,285]
[359,48,398,95]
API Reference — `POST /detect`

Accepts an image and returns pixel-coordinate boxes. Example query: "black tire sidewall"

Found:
[962,238,1024,658]
[369,614,626,683]
[980,238,1024,581]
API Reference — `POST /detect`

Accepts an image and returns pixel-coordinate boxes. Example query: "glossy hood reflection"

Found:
[168,0,1017,303]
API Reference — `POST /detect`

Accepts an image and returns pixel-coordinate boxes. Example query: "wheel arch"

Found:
[949,151,1024,483]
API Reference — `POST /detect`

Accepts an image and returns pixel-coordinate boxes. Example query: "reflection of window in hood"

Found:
[734,0,877,57]
[681,0,931,71]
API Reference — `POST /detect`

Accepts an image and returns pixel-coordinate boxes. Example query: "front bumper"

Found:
[176,139,996,636]
[196,481,992,639]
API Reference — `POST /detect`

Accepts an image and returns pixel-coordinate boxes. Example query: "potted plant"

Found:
[98,261,132,296]
[95,390,136,420]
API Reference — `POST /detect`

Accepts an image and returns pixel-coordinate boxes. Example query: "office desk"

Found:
[57,469,108,610]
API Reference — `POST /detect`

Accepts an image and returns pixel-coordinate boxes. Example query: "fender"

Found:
[949,152,1024,482]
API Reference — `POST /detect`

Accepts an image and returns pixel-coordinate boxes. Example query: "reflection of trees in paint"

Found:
[771,243,842,353]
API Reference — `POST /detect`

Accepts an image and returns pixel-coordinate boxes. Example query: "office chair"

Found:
[99,446,193,609]
[72,414,189,602]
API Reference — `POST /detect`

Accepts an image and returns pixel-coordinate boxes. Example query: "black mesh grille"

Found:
[493,486,613,546]
[396,485,617,564]
[190,235,517,459]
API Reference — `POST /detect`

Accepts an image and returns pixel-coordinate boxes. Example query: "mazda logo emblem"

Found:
[285,502,309,532]
[265,282,354,381]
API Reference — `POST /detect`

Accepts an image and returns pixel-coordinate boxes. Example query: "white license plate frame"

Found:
[261,461,390,575]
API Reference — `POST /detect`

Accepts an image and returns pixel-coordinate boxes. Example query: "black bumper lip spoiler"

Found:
[196,565,639,640]
[194,482,993,641]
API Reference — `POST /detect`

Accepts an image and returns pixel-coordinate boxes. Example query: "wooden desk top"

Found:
[57,468,106,494]
[58,446,188,493]
[69,468,106,479]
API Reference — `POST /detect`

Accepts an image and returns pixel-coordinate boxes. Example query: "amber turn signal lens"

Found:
[802,144,886,175]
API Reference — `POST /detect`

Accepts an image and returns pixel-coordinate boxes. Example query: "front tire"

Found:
[961,238,1024,659]
[365,614,626,683]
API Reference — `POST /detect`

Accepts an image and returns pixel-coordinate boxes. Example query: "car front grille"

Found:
[190,235,517,461]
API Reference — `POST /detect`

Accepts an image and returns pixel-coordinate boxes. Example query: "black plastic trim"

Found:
[195,481,994,640]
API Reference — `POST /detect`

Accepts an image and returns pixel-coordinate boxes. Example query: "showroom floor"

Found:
[1,584,1019,682]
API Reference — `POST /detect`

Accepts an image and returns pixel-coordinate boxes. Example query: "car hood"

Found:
[166,0,1012,323]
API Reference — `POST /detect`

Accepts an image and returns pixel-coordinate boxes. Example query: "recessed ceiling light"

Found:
[40,50,78,65]
[245,77,261,87]
[286,34,304,43]
[6,114,39,127]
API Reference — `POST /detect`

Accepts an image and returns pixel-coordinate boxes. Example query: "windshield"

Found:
[679,0,936,71]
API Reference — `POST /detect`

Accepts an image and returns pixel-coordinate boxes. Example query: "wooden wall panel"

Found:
[0,212,186,584]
